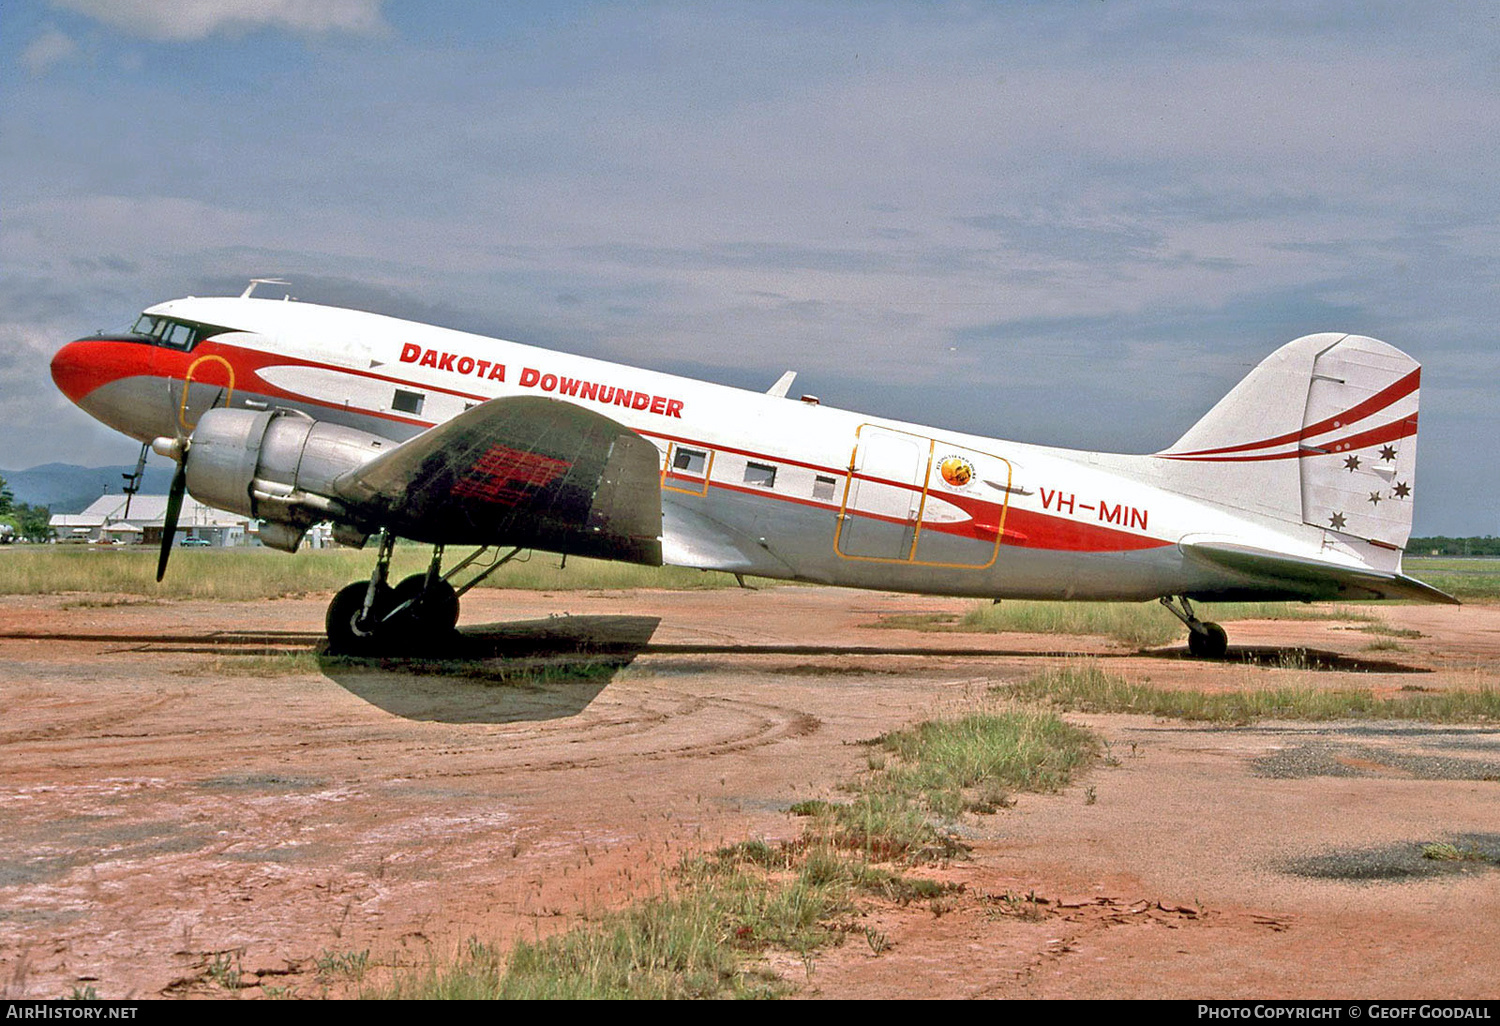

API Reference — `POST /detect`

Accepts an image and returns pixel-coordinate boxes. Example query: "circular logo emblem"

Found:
[939,455,974,488]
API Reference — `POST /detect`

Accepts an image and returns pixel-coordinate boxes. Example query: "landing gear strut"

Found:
[325,535,525,654]
[1159,595,1229,659]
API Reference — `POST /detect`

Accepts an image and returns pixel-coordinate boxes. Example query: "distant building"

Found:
[49,493,331,548]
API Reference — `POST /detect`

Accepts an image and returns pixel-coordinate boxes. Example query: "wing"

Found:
[334,396,663,564]
[1181,540,1458,604]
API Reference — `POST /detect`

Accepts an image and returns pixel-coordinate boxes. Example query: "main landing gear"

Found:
[325,532,524,654]
[1159,595,1229,659]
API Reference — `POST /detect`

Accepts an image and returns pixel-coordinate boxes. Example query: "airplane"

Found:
[49,279,1456,656]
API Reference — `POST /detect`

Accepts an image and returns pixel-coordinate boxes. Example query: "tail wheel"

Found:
[391,574,461,635]
[1187,621,1228,659]
[326,580,394,655]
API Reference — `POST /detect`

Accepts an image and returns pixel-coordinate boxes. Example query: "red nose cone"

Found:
[51,338,155,405]
[50,340,95,404]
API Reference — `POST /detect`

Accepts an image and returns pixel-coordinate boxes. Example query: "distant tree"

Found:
[0,475,13,517]
[1407,536,1500,557]
[15,503,52,541]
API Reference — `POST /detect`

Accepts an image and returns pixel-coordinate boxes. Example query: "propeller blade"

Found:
[157,460,187,582]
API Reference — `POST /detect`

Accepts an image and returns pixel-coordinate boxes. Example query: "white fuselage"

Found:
[58,295,1402,602]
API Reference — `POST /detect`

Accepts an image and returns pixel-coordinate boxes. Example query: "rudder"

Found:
[1155,333,1420,548]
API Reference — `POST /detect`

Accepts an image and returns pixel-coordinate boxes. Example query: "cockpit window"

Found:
[130,315,229,351]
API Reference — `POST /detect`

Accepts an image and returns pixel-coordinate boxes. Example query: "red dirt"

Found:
[0,587,1496,999]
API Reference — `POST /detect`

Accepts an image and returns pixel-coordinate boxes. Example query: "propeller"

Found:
[151,435,188,581]
[152,383,226,580]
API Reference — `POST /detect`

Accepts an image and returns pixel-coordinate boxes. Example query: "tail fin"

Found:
[1155,333,1420,548]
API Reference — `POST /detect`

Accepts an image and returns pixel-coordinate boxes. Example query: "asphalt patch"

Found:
[1255,743,1500,780]
[1284,835,1500,882]
[197,772,330,792]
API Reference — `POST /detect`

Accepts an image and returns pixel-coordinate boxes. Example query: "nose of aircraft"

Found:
[50,339,99,404]
[51,337,154,407]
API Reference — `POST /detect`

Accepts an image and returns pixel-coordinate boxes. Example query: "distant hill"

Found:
[0,463,176,514]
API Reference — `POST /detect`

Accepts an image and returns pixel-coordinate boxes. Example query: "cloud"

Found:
[4,4,1497,531]
[21,28,77,75]
[4,196,265,273]
[50,0,387,42]
[958,212,1167,266]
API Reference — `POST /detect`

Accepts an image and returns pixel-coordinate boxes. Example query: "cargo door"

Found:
[836,425,929,560]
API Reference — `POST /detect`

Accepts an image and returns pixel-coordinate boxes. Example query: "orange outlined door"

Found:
[836,425,930,560]
[836,425,1011,569]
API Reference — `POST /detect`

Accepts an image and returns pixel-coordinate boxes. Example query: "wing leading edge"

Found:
[1180,541,1458,605]
[334,396,663,564]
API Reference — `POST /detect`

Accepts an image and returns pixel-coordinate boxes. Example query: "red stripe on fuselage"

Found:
[65,336,1170,555]
[675,475,1169,553]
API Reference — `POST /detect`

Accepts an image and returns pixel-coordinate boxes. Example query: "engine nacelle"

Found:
[184,408,391,550]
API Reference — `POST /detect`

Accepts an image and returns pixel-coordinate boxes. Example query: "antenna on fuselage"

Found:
[241,277,291,299]
[766,370,797,398]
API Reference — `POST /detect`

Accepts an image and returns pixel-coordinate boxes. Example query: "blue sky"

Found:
[3,1,1496,534]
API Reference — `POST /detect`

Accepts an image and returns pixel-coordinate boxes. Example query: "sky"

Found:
[2,0,1497,535]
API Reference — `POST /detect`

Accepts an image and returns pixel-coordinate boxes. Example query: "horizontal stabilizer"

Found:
[1181,540,1458,604]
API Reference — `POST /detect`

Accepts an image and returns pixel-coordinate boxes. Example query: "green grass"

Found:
[939,600,1381,648]
[375,848,876,1000]
[1403,557,1500,601]
[375,911,755,1001]
[0,546,747,599]
[1420,842,1490,863]
[372,839,879,999]
[1006,661,1500,725]
[372,703,1096,999]
[186,652,325,676]
[779,707,1098,862]
[867,710,1098,819]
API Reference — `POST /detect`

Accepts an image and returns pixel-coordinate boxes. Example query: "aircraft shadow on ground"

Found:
[315,611,1429,727]
[315,614,663,725]
[1140,644,1431,674]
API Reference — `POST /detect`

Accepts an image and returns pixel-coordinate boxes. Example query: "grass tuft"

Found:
[869,710,1098,819]
[1006,661,1500,724]
[1420,842,1489,863]
[372,702,1095,999]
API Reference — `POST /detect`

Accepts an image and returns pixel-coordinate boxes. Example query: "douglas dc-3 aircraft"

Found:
[50,280,1456,656]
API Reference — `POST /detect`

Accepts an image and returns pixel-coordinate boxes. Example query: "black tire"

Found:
[1187,621,1229,659]
[390,574,461,636]
[326,580,393,655]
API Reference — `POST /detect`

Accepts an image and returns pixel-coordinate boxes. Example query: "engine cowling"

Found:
[184,408,391,550]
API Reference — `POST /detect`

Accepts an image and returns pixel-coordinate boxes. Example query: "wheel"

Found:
[1187,621,1228,659]
[390,574,460,636]
[326,580,394,655]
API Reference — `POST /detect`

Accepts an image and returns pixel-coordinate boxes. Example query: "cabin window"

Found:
[163,321,194,348]
[131,315,166,339]
[672,447,708,475]
[744,462,777,488]
[129,314,229,350]
[392,388,426,415]
[812,475,837,501]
